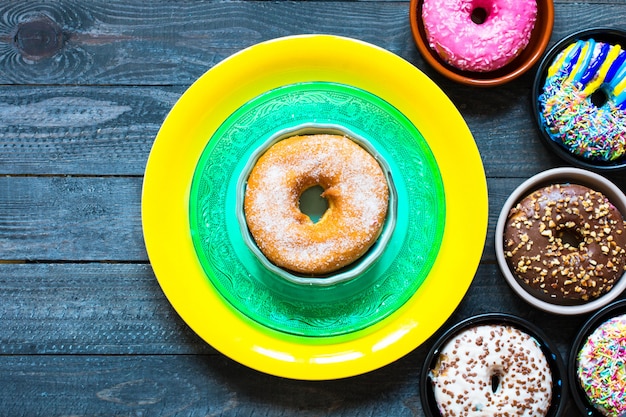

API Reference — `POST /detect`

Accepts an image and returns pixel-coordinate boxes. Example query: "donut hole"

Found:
[590,88,609,108]
[557,227,583,248]
[299,185,328,223]
[471,7,489,24]
[490,372,502,393]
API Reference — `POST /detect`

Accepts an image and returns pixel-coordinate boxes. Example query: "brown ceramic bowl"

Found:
[409,0,554,87]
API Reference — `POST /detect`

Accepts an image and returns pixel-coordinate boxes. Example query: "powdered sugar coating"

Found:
[421,0,537,72]
[243,134,389,275]
[430,324,552,416]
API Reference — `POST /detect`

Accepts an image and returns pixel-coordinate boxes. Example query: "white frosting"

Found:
[430,324,552,416]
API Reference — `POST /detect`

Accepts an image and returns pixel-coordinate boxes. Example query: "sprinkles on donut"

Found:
[503,183,626,304]
[430,324,552,416]
[577,313,626,417]
[539,39,626,162]
[421,0,538,72]
[243,134,389,276]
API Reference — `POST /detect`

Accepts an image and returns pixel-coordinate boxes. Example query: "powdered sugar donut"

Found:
[244,134,389,275]
[421,0,538,72]
[430,324,553,416]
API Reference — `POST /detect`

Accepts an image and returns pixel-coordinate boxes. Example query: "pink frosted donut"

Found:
[421,0,538,72]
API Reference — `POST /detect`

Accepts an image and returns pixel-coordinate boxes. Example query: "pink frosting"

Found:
[422,0,537,72]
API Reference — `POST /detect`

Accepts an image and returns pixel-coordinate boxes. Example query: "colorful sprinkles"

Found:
[539,39,626,162]
[577,313,626,417]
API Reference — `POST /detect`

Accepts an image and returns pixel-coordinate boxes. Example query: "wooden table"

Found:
[1,1,625,415]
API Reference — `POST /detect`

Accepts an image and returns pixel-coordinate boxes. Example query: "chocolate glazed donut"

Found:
[504,184,626,304]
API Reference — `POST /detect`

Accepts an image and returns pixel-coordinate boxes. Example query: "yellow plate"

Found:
[142,35,488,380]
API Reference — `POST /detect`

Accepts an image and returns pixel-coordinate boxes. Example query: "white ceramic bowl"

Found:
[495,167,626,315]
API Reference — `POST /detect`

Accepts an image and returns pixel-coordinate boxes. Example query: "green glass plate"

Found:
[189,82,445,338]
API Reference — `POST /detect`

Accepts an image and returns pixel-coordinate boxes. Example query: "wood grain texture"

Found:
[0,353,427,417]
[0,176,145,261]
[0,261,601,416]
[0,82,548,177]
[2,0,626,416]
[0,1,412,85]
[0,263,212,355]
[0,86,180,175]
[0,261,606,356]
[4,176,626,263]
[0,1,621,86]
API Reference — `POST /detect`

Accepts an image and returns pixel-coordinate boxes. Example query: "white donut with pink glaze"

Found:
[421,0,538,72]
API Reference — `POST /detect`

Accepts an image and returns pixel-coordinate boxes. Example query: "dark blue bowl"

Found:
[569,299,626,416]
[420,313,567,417]
[532,28,626,172]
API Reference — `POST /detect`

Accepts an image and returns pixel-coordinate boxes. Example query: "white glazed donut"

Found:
[421,0,538,72]
[430,324,552,416]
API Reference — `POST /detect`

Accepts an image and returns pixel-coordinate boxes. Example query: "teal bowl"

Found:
[236,123,398,290]
[188,81,444,337]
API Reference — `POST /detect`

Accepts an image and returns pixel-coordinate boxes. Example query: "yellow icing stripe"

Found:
[613,70,626,97]
[582,44,622,96]
[566,41,592,83]
[547,43,577,78]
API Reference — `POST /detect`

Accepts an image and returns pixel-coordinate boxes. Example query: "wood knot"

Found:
[14,16,64,60]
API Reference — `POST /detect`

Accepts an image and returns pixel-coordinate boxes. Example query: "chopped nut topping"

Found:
[503,184,626,304]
